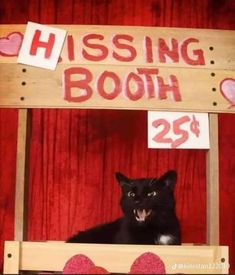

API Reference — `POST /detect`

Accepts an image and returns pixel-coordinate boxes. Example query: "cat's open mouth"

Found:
[133,209,152,222]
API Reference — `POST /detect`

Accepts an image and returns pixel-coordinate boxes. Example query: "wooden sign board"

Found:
[0,24,235,112]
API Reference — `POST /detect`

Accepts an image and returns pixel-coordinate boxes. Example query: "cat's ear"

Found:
[159,170,177,191]
[115,172,131,186]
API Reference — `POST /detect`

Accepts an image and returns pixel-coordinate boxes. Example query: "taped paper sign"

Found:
[148,111,210,149]
[17,22,67,70]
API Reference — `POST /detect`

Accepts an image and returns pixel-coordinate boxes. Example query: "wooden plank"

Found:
[0,25,234,112]
[1,241,225,274]
[3,241,20,274]
[206,114,219,245]
[14,109,29,241]
[0,64,234,113]
[0,24,235,70]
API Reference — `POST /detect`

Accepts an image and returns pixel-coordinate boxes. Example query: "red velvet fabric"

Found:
[27,109,207,243]
[219,114,235,273]
[0,110,18,270]
[0,0,235,273]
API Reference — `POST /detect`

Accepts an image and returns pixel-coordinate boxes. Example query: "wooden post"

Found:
[3,241,20,274]
[14,109,30,241]
[206,113,219,245]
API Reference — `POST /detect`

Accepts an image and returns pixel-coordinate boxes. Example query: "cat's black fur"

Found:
[67,170,181,245]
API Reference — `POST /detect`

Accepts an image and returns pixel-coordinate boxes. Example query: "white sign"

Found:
[18,22,66,70]
[148,111,210,149]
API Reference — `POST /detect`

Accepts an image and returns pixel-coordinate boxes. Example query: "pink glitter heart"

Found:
[88,265,110,274]
[220,78,235,107]
[62,254,95,274]
[0,32,23,57]
[129,252,166,274]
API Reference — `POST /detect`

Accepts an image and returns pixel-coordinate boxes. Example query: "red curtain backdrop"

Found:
[27,109,207,243]
[219,114,235,273]
[0,109,18,270]
[0,0,235,273]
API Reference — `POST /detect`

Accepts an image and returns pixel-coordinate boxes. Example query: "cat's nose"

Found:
[134,198,141,204]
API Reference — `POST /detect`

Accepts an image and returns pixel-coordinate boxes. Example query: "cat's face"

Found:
[115,170,177,225]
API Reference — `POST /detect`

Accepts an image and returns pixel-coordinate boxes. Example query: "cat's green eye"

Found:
[127,191,135,197]
[147,191,157,197]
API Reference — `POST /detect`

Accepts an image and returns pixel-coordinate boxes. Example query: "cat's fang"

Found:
[134,209,152,221]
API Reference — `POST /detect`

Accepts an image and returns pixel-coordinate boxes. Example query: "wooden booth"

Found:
[1,23,234,274]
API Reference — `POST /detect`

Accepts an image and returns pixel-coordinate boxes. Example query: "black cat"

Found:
[67,170,181,245]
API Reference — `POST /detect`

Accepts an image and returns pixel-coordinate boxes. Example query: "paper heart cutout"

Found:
[89,266,110,274]
[62,252,165,274]
[62,254,110,274]
[0,32,23,57]
[129,252,166,274]
[220,78,235,107]
[62,254,95,274]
